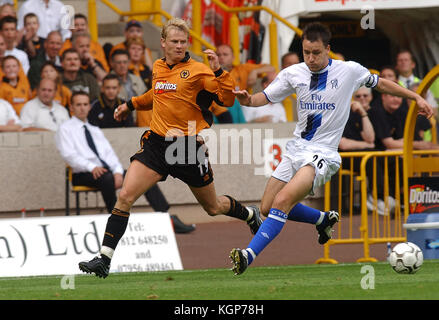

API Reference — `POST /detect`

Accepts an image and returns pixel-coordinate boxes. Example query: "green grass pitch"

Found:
[1,260,439,300]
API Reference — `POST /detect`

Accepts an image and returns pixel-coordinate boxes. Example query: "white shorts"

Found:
[272,139,341,195]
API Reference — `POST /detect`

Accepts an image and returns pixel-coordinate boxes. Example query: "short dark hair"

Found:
[74,13,88,22]
[111,49,129,61]
[24,13,38,24]
[102,73,121,85]
[380,65,396,72]
[61,48,79,61]
[1,55,19,69]
[40,60,58,74]
[0,16,17,30]
[302,22,331,47]
[70,90,90,105]
[281,52,300,65]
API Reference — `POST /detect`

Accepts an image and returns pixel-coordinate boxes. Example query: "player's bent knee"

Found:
[117,188,136,208]
[203,205,219,216]
[272,193,293,213]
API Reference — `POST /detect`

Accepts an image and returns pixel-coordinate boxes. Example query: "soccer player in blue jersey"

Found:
[230,22,434,275]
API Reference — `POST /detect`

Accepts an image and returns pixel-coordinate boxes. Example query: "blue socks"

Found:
[287,203,325,224]
[245,204,325,265]
[245,208,287,265]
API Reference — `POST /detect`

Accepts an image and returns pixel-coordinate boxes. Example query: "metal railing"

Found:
[317,64,439,264]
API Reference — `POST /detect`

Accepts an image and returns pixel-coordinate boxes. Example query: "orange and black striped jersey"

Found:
[129,53,235,137]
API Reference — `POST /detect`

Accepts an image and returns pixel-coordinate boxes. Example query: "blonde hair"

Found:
[161,17,190,40]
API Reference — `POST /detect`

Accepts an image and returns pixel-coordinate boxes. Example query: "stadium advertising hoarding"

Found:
[409,177,439,214]
[263,138,290,177]
[0,213,183,277]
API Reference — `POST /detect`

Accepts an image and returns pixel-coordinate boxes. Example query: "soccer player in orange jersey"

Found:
[78,18,263,278]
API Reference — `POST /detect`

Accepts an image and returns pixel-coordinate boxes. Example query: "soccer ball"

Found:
[388,242,423,274]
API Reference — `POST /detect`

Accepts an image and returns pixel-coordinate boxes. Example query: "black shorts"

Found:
[130,130,214,188]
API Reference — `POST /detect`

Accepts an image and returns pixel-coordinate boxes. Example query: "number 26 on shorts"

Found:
[312,154,325,169]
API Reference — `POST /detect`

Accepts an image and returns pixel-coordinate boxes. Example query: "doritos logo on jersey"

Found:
[154,81,177,94]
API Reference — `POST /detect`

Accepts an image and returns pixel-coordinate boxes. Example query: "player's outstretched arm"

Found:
[232,90,269,108]
[376,77,433,118]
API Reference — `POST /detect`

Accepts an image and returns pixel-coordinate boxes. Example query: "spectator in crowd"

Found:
[32,61,71,109]
[352,86,373,115]
[280,51,301,122]
[109,20,153,70]
[27,30,62,89]
[241,74,287,123]
[0,16,29,73]
[394,50,438,110]
[379,65,397,82]
[126,37,152,90]
[17,0,71,41]
[56,91,125,214]
[368,92,438,215]
[88,73,134,128]
[55,91,195,233]
[0,55,31,115]
[17,13,44,61]
[71,32,107,82]
[0,32,5,60]
[215,43,277,124]
[0,98,22,132]
[337,95,375,213]
[0,3,15,19]
[110,49,146,101]
[338,88,375,163]
[217,43,276,91]
[370,93,436,151]
[395,50,420,89]
[20,78,69,131]
[109,49,147,126]
[61,48,100,103]
[60,13,110,73]
[371,65,406,111]
[281,51,300,69]
[0,34,26,80]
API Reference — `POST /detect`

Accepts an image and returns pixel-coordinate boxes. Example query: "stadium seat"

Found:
[65,166,99,216]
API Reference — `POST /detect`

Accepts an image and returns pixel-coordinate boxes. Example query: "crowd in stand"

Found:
[1,1,438,219]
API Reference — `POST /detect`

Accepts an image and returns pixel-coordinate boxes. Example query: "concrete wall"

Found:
[0,123,325,214]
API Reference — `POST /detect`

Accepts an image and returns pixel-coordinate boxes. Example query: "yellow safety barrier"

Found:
[317,149,439,264]
[89,0,216,57]
[317,64,439,264]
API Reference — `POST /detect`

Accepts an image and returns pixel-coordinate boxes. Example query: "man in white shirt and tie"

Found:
[55,91,124,213]
[55,91,188,223]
